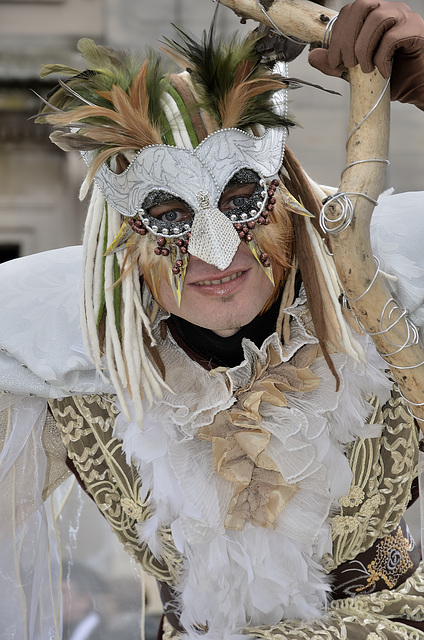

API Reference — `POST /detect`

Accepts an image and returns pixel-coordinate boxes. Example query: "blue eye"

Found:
[150,205,192,223]
[220,188,256,212]
[161,210,181,222]
[231,196,249,208]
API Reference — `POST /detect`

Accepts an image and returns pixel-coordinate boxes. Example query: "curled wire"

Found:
[320,193,353,234]
[322,15,339,49]
[346,76,391,145]
[398,384,424,421]
[349,296,421,365]
[340,158,390,179]
[254,0,308,45]
[406,408,424,422]
[387,357,424,371]
[378,311,420,357]
[340,256,380,307]
[354,297,410,337]
[319,70,390,236]
[398,386,424,409]
[320,189,378,235]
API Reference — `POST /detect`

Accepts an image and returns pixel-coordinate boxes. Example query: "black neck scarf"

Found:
[167,293,283,370]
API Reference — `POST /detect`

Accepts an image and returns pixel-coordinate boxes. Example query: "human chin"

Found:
[156,249,275,335]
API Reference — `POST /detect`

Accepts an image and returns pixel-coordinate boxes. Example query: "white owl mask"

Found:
[91,125,287,271]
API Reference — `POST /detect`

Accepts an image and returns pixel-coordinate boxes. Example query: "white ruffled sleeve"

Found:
[0,393,62,639]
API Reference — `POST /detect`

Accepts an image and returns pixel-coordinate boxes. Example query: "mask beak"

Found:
[188,204,240,271]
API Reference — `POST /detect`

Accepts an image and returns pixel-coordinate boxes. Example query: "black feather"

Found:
[161,17,296,131]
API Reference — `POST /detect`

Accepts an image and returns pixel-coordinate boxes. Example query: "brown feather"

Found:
[220,70,287,129]
[159,45,191,71]
[42,60,162,173]
[49,130,103,151]
[219,59,253,129]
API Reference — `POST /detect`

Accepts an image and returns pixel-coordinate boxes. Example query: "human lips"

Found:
[193,270,245,286]
[186,267,250,296]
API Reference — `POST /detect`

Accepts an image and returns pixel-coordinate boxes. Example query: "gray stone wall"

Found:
[0,0,422,256]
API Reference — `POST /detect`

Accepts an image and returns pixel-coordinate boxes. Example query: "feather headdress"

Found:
[161,23,295,131]
[37,40,169,181]
[37,22,296,179]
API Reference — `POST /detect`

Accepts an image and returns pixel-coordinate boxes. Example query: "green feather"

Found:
[162,19,296,131]
[77,38,141,84]
[40,64,82,78]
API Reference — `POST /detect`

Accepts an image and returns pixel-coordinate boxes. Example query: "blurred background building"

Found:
[0,0,422,635]
[0,0,423,260]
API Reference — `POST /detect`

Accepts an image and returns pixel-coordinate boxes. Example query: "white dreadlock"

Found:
[78,87,207,427]
[80,184,167,426]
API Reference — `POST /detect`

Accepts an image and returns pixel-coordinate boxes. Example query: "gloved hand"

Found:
[308,0,424,111]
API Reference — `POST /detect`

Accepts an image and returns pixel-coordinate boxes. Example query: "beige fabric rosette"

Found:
[198,342,321,530]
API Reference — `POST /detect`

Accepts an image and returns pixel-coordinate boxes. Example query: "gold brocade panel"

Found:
[49,394,182,585]
[328,386,419,571]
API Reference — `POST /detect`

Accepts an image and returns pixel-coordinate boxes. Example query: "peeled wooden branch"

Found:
[218,0,424,426]
[217,0,336,43]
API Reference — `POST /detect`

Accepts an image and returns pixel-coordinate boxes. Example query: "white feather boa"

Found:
[113,296,391,639]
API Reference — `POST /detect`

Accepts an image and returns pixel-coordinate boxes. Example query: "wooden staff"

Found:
[218,0,424,427]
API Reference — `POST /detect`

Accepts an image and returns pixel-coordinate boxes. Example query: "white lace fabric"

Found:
[0,394,62,639]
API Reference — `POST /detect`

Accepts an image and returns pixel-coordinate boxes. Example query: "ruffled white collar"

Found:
[114,295,391,639]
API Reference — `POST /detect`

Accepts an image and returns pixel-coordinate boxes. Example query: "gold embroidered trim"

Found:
[49,394,182,584]
[339,485,365,508]
[355,525,414,592]
[327,386,419,571]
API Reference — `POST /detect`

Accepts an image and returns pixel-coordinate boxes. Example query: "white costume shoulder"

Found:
[0,245,113,398]
[371,189,424,328]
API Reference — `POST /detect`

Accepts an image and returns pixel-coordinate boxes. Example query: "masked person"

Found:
[1,1,424,639]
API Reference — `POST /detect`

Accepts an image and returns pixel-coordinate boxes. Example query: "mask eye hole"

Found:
[149,201,192,224]
[219,169,266,222]
[141,190,193,236]
[219,185,257,213]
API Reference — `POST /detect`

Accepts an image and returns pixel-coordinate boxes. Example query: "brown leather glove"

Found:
[308,0,424,111]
